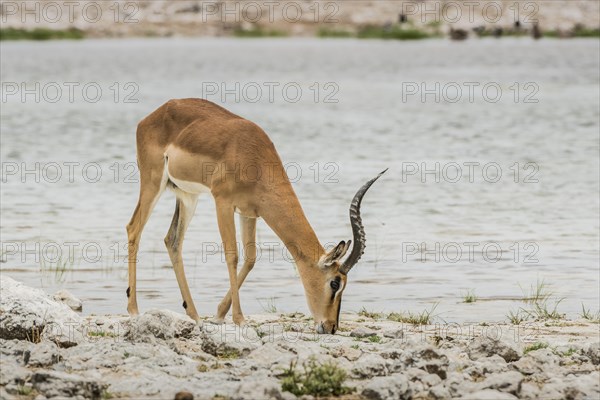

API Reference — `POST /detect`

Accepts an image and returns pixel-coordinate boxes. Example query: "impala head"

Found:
[305,169,388,334]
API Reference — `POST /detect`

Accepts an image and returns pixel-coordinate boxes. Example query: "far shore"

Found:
[2,26,599,42]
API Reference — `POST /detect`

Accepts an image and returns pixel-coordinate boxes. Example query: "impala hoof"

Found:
[127,306,139,316]
[208,317,225,325]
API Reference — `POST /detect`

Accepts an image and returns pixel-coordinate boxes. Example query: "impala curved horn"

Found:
[340,168,388,275]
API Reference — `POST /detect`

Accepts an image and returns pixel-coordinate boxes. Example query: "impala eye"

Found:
[330,280,340,291]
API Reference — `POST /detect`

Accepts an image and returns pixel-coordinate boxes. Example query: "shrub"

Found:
[280,358,353,397]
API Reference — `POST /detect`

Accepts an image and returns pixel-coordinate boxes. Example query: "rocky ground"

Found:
[1,276,599,400]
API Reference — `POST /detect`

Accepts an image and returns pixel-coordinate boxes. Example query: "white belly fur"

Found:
[164,157,211,195]
[168,174,211,195]
[163,154,258,218]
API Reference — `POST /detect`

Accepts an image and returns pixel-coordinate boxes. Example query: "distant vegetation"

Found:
[1,22,597,41]
[544,25,600,38]
[317,27,353,38]
[233,26,287,38]
[0,27,84,41]
[357,24,436,40]
[319,23,437,40]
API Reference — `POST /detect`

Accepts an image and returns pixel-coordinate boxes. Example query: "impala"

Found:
[126,98,386,334]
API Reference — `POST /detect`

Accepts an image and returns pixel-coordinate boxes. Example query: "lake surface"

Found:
[1,38,598,325]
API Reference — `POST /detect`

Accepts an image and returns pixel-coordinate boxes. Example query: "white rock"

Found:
[0,277,83,346]
[420,372,442,388]
[247,342,295,371]
[200,322,260,358]
[350,327,377,338]
[479,354,508,374]
[428,383,452,399]
[467,337,521,362]
[527,348,559,369]
[125,309,196,342]
[352,353,388,378]
[520,381,541,399]
[400,345,449,379]
[538,371,600,400]
[584,342,600,365]
[377,339,404,361]
[340,346,362,361]
[445,371,478,397]
[0,388,11,400]
[479,371,523,395]
[26,341,61,367]
[30,370,107,399]
[0,356,30,387]
[462,389,518,399]
[234,377,287,400]
[361,375,411,400]
[512,355,542,375]
[52,290,83,312]
[382,328,404,339]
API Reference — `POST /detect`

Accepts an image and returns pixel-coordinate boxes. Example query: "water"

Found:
[1,38,598,324]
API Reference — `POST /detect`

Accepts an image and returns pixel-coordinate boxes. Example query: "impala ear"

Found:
[320,240,352,268]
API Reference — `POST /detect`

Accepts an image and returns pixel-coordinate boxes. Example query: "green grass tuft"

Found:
[387,303,438,325]
[101,390,114,400]
[217,348,241,360]
[524,342,548,354]
[517,279,565,321]
[520,278,552,304]
[368,335,381,343]
[507,309,529,325]
[88,330,117,338]
[358,307,384,319]
[17,385,34,396]
[462,289,477,303]
[581,304,600,323]
[561,348,579,357]
[258,297,278,314]
[280,358,354,397]
[523,298,565,320]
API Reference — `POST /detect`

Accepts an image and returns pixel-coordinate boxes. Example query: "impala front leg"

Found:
[126,180,164,316]
[215,200,245,326]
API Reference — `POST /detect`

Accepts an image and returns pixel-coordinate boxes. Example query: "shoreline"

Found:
[1,277,599,399]
[2,1,599,42]
[2,26,599,41]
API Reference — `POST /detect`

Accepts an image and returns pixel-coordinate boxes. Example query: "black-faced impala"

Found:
[126,99,386,334]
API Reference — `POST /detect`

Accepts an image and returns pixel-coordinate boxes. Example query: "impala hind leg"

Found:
[165,193,200,321]
[217,216,257,320]
[126,182,164,315]
[215,201,245,325]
